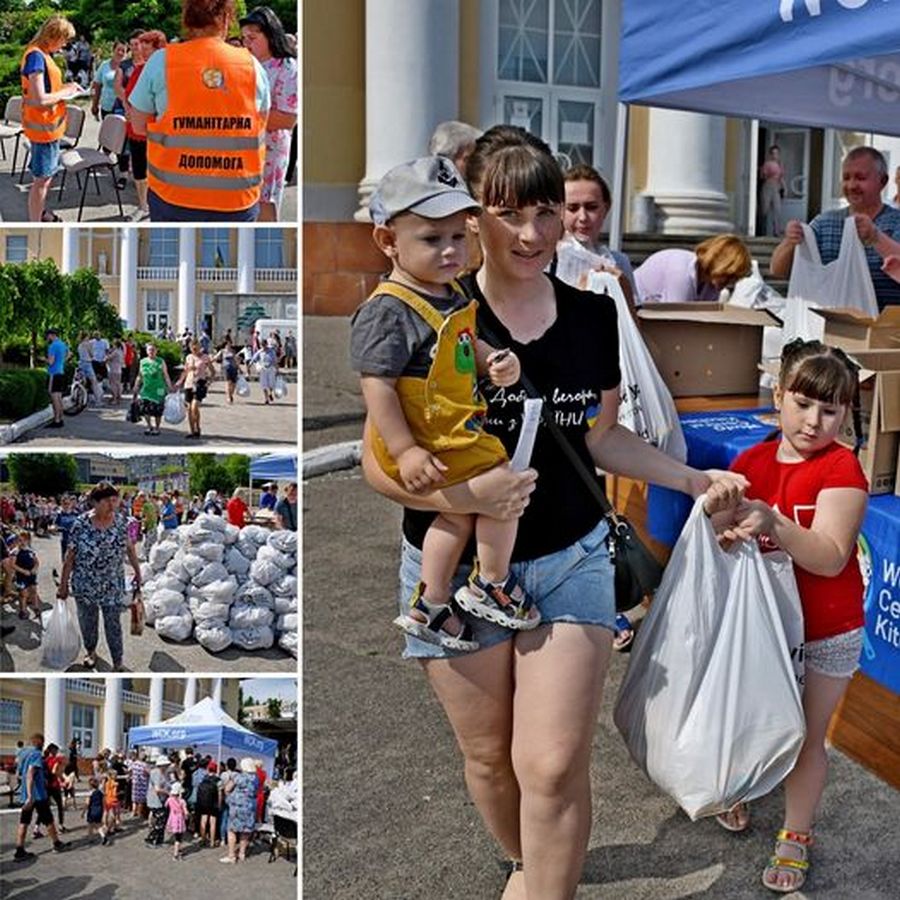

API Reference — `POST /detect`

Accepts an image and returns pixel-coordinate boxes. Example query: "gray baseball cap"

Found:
[369,156,480,226]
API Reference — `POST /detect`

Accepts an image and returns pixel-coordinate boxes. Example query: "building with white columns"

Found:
[305,0,887,251]
[0,678,242,762]
[0,227,297,336]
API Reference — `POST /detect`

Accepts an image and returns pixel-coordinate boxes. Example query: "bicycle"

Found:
[63,369,89,416]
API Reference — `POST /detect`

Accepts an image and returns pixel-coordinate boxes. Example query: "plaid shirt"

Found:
[810,205,900,308]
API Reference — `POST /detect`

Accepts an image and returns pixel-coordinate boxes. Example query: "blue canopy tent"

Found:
[127,697,278,776]
[249,454,297,482]
[609,1,900,247]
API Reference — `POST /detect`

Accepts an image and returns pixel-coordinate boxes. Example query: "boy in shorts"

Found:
[351,156,541,651]
[13,733,68,861]
[12,531,41,621]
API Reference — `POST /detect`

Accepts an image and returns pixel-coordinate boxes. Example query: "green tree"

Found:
[0,259,66,367]
[65,268,122,341]
[188,453,249,498]
[265,697,282,719]
[7,453,78,495]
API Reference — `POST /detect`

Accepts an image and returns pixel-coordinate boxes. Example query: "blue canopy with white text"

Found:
[127,697,278,775]
[619,1,900,136]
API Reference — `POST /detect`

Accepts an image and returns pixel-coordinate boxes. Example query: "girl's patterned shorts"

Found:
[804,627,864,679]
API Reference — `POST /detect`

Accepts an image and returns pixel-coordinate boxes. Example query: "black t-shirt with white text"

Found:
[403,274,620,562]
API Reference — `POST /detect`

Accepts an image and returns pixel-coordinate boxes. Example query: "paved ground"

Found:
[0,533,294,674]
[0,101,298,224]
[0,801,296,900]
[301,313,900,899]
[13,377,297,448]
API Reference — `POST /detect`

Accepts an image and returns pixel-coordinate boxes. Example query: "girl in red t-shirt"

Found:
[704,338,868,894]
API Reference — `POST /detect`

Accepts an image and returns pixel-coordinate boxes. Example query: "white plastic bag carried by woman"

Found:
[273,375,287,399]
[235,373,250,397]
[41,597,82,670]
[613,497,805,820]
[163,391,186,425]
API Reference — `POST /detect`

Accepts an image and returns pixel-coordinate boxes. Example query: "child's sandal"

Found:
[455,565,541,631]
[762,828,813,893]
[393,583,479,652]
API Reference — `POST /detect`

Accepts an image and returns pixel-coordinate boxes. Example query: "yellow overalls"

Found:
[369,281,508,486]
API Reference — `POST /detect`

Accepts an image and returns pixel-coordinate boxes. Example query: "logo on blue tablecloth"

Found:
[858,535,877,662]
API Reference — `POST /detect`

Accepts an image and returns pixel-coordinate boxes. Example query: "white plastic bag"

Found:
[784,218,879,343]
[257,543,293,572]
[236,374,250,397]
[273,375,287,399]
[267,530,297,555]
[163,392,186,425]
[230,602,275,629]
[249,557,282,586]
[155,611,193,642]
[555,236,685,460]
[279,630,298,658]
[231,625,274,650]
[613,498,805,820]
[41,598,82,670]
[193,542,225,563]
[225,546,252,576]
[195,621,233,653]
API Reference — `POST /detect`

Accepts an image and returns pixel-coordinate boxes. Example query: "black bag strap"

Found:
[477,316,621,526]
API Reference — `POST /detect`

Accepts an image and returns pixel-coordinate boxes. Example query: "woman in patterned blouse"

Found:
[56,482,142,671]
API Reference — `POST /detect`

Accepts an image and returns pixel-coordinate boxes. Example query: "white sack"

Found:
[613,498,805,820]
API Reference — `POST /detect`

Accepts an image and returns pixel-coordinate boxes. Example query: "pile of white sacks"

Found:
[140,514,297,657]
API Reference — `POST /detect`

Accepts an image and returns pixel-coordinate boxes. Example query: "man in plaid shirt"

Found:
[771,146,900,309]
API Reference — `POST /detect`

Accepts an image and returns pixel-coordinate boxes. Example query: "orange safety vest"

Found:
[20,45,67,143]
[146,38,265,212]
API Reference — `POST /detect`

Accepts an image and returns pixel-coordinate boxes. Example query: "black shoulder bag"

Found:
[478,319,665,612]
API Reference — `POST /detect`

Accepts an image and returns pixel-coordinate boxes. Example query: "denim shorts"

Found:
[804,627,864,679]
[398,517,616,659]
[30,140,61,179]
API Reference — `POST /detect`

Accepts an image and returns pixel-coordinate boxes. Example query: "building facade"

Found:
[0,227,297,336]
[0,677,240,759]
[304,0,895,238]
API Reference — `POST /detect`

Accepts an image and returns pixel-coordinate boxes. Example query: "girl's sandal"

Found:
[393,583,479,652]
[762,828,813,893]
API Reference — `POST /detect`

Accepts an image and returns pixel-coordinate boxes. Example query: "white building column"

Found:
[102,679,123,752]
[643,109,734,234]
[148,677,164,725]
[183,677,197,709]
[176,227,196,333]
[212,678,223,707]
[61,227,80,274]
[237,228,255,293]
[355,0,459,220]
[119,228,138,329]
[43,679,66,749]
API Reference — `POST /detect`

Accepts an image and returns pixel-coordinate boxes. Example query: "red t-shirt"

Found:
[730,440,868,642]
[124,63,145,141]
[226,496,248,527]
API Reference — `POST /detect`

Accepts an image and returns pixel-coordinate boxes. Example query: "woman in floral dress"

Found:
[220,759,258,864]
[56,482,142,671]
[240,7,298,221]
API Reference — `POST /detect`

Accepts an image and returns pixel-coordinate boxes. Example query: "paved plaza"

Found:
[0,798,296,900]
[12,378,297,449]
[0,104,298,224]
[1,534,294,674]
[301,314,900,899]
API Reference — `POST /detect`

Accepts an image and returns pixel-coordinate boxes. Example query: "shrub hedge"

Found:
[0,369,53,420]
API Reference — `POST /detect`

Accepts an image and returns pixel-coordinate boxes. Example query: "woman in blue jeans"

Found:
[363,126,744,899]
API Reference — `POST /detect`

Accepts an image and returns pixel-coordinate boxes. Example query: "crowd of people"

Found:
[20,3,297,223]
[0,476,297,665]
[43,325,290,435]
[10,732,296,865]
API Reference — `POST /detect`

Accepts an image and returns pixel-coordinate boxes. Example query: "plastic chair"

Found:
[57,113,126,220]
[0,96,23,168]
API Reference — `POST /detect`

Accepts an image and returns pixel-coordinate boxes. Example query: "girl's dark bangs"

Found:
[785,356,854,405]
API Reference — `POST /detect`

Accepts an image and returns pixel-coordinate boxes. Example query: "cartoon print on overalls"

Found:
[455,327,485,432]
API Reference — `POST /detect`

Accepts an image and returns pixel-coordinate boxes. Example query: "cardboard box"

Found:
[637,302,781,397]
[840,350,900,495]
[812,307,900,352]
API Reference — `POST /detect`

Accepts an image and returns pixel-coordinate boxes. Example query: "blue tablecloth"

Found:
[647,408,777,546]
[859,494,900,695]
[647,408,900,696]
